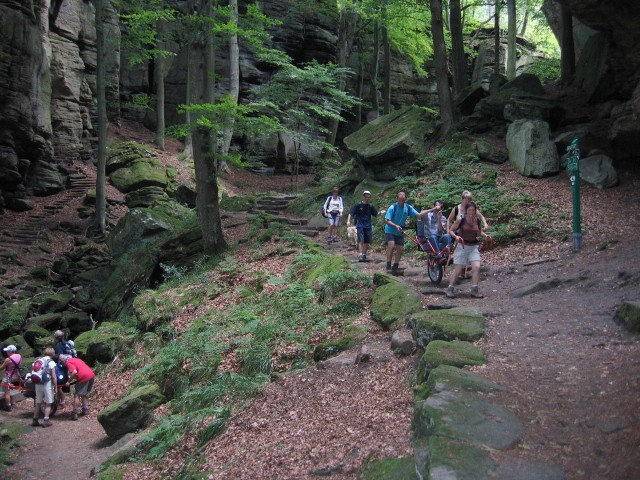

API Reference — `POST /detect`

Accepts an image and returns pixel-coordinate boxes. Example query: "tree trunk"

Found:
[94,0,107,234]
[506,0,516,80]
[193,127,227,254]
[430,0,454,135]
[184,39,194,161]
[449,0,467,95]
[560,4,575,85]
[381,5,391,115]
[221,0,239,157]
[494,0,501,75]
[326,4,358,146]
[430,0,453,135]
[519,8,529,37]
[183,0,196,162]
[370,20,380,117]
[155,20,165,151]
[204,0,217,171]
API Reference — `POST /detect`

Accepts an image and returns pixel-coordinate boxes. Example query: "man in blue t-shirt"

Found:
[346,190,386,262]
[384,191,428,275]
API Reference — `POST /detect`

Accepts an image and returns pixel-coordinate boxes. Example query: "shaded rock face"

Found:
[0,0,120,211]
[557,0,640,100]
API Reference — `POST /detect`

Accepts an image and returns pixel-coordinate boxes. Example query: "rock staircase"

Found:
[0,171,96,248]
[252,194,323,238]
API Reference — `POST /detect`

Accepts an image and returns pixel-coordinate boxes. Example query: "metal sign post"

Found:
[566,138,581,252]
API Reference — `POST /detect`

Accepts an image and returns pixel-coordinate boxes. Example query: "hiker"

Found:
[446,201,487,299]
[0,345,21,412]
[323,186,344,243]
[57,354,95,420]
[346,190,386,262]
[417,200,451,253]
[384,191,429,275]
[52,330,75,408]
[32,348,57,427]
[446,190,489,233]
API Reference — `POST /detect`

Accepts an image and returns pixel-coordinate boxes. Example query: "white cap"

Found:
[363,190,371,195]
[3,345,17,352]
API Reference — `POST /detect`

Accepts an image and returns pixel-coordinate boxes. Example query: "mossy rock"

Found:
[109,159,168,194]
[416,340,485,384]
[25,312,63,332]
[414,364,503,402]
[343,106,440,181]
[132,289,181,332]
[73,322,127,366]
[426,436,496,480]
[614,301,640,333]
[313,333,359,361]
[125,186,169,208]
[413,389,523,450]
[220,193,256,212]
[358,457,418,480]
[98,383,166,438]
[409,308,485,348]
[22,325,51,353]
[106,141,157,174]
[0,299,32,338]
[32,289,74,314]
[371,279,423,330]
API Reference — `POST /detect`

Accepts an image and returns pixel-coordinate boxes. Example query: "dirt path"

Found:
[2,405,116,480]
[328,225,640,479]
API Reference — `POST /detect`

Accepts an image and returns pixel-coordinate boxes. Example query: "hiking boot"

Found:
[71,411,78,421]
[41,419,52,428]
[446,285,455,298]
[386,263,392,272]
[31,418,40,427]
[81,407,89,416]
[361,254,369,262]
[470,286,484,298]
[358,254,365,262]
[391,264,400,276]
[2,405,11,412]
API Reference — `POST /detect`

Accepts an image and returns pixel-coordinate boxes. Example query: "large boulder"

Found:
[370,275,423,330]
[579,154,618,189]
[73,322,126,366]
[409,308,485,349]
[343,106,440,181]
[507,119,559,177]
[98,383,166,438]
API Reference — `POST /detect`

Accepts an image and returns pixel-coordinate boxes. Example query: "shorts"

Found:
[328,212,341,226]
[385,233,404,246]
[35,382,55,405]
[357,227,373,244]
[453,244,481,265]
[1,375,11,394]
[75,378,94,397]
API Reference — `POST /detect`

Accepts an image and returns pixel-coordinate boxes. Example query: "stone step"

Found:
[255,205,285,214]
[256,199,290,207]
[292,229,319,238]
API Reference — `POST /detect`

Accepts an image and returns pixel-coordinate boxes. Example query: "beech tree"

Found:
[507,0,516,80]
[94,0,107,233]
[429,0,454,134]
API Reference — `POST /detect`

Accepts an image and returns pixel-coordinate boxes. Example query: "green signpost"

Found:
[566,138,581,252]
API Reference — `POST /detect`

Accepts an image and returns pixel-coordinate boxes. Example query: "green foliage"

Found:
[525,57,561,83]
[119,2,177,65]
[0,420,27,469]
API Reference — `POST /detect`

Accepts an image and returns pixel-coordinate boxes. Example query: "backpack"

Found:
[30,357,51,384]
[63,340,77,358]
